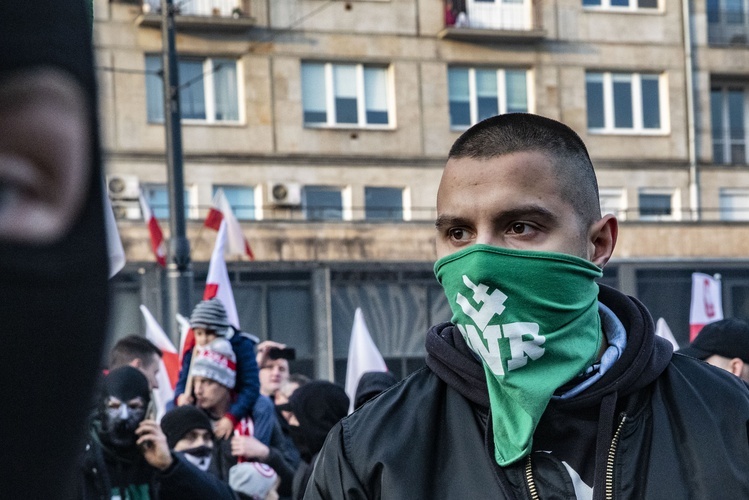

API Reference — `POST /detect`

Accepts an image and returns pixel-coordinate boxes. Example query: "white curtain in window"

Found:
[145,56,164,122]
[505,70,528,112]
[213,59,239,121]
[364,67,388,113]
[302,63,327,113]
[334,64,358,99]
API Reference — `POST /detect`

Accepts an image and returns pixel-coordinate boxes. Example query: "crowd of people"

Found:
[76,297,395,500]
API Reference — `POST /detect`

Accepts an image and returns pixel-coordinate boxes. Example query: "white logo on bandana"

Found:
[456,275,546,376]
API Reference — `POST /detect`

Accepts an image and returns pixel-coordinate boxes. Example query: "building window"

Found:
[586,72,664,133]
[302,62,392,127]
[720,188,749,220]
[583,0,658,9]
[707,0,749,45]
[146,55,240,124]
[142,184,192,220]
[448,67,529,129]
[599,188,627,220]
[365,187,404,220]
[639,190,679,220]
[711,84,747,164]
[213,185,256,220]
[303,186,344,220]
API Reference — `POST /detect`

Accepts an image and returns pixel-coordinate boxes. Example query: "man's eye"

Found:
[510,223,528,234]
[448,228,466,240]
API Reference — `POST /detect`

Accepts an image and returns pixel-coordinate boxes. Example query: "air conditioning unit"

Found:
[111,200,142,220]
[267,181,302,206]
[107,174,140,200]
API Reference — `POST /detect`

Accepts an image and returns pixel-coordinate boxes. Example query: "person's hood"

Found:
[426,283,673,497]
[425,284,672,411]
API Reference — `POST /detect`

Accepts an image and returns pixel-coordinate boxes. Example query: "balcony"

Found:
[136,0,255,32]
[439,0,545,43]
[707,8,749,46]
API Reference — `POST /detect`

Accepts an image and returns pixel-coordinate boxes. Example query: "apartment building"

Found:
[94,0,749,380]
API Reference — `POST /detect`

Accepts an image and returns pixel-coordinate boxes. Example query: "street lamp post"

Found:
[161,0,193,344]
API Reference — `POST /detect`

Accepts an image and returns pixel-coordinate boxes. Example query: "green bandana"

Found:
[434,244,603,466]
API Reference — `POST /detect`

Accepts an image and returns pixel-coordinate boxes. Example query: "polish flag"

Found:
[140,304,180,421]
[181,221,240,358]
[204,188,254,260]
[689,273,724,341]
[655,317,679,351]
[344,308,388,414]
[138,192,167,267]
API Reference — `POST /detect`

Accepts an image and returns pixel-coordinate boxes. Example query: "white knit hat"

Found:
[191,338,236,389]
[229,462,278,500]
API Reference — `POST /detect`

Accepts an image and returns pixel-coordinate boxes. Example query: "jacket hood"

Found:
[425,284,673,410]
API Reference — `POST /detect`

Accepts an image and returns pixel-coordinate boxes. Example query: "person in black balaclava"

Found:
[0,1,110,498]
[82,367,155,498]
[276,380,349,500]
[79,367,238,500]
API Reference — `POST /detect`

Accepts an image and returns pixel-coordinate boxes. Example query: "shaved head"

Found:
[448,113,601,232]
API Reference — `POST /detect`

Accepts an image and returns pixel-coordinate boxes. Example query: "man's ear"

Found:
[729,358,745,377]
[129,358,143,369]
[588,214,618,268]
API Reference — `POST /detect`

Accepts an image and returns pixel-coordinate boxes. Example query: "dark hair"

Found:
[109,335,162,369]
[448,113,601,227]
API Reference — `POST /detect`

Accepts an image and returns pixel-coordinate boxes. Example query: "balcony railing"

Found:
[143,0,246,18]
[707,9,749,46]
[445,0,541,30]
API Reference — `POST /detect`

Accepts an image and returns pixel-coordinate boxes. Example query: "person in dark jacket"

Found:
[354,371,398,410]
[77,366,236,500]
[305,114,749,499]
[276,380,348,500]
[1,2,110,498]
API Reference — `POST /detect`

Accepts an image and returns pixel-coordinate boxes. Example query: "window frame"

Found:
[447,66,532,130]
[301,62,395,129]
[711,83,748,165]
[141,183,196,221]
[582,0,660,12]
[586,71,668,135]
[638,188,680,221]
[599,187,628,221]
[302,185,352,221]
[364,186,406,221]
[145,55,244,125]
[212,185,259,221]
[719,188,749,221]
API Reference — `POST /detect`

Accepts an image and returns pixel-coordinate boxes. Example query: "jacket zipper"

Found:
[605,413,628,500]
[525,454,540,500]
[523,413,629,500]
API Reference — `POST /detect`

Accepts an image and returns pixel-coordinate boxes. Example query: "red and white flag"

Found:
[689,272,724,341]
[139,192,167,267]
[344,308,388,414]
[140,304,180,421]
[182,221,240,358]
[204,188,254,260]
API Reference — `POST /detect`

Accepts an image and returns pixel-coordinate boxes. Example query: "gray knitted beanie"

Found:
[189,298,230,335]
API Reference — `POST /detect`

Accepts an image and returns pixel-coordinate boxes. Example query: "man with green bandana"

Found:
[305,113,749,499]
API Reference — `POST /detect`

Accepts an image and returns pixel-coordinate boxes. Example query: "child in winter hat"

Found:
[174,298,265,442]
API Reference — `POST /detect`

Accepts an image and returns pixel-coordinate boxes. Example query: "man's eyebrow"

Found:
[495,205,559,224]
[434,215,470,230]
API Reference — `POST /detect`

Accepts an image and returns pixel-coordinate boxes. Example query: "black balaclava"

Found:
[98,367,151,449]
[286,380,349,462]
[0,1,109,496]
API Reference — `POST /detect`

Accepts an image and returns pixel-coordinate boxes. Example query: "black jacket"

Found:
[306,285,749,499]
[77,428,237,500]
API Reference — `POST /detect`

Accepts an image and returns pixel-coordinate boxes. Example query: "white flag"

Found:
[104,194,126,278]
[204,221,240,329]
[344,308,388,414]
[655,318,679,351]
[140,305,179,421]
[689,273,723,341]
